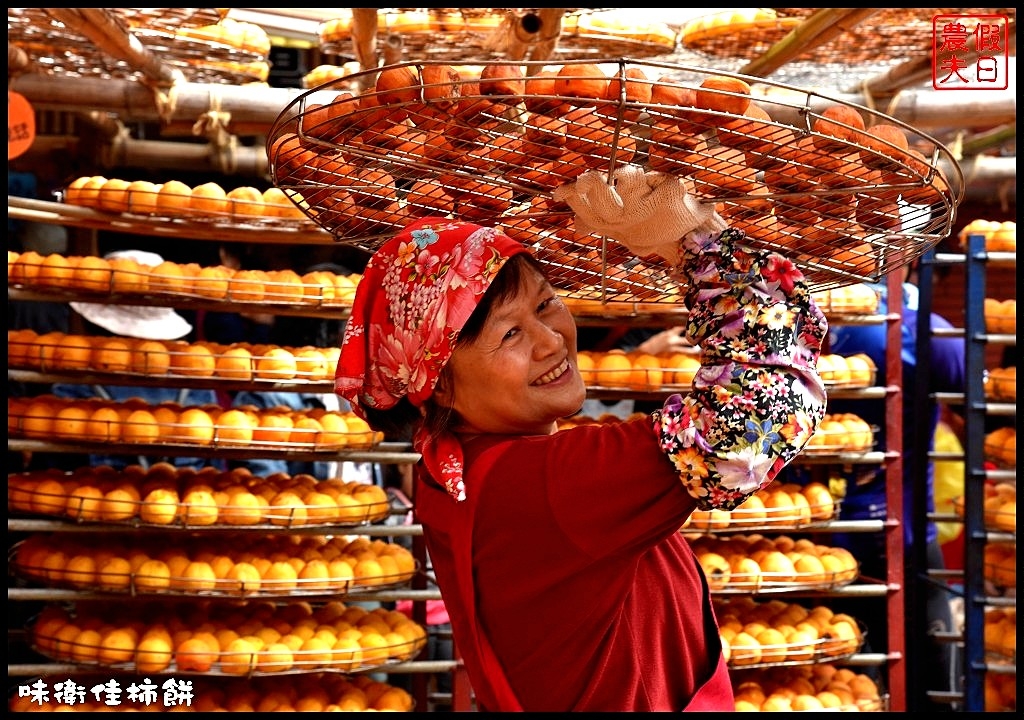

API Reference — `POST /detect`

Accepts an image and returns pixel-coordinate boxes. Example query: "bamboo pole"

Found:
[351,8,379,74]
[43,8,179,86]
[959,124,1016,157]
[16,69,1014,137]
[955,153,1017,209]
[752,83,1016,133]
[10,73,307,130]
[741,8,882,78]
[855,55,934,97]
[103,137,270,177]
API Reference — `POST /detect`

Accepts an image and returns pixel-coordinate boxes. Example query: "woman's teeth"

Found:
[533,360,569,386]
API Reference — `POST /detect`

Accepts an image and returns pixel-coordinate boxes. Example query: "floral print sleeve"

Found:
[652,227,828,511]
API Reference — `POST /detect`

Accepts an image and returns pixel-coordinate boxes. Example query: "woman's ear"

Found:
[432,373,453,408]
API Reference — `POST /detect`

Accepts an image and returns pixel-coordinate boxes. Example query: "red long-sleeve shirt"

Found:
[416,418,731,711]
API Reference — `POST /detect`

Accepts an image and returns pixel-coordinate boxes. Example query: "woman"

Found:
[335,168,827,711]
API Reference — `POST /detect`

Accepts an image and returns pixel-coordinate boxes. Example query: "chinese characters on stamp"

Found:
[933,14,1010,90]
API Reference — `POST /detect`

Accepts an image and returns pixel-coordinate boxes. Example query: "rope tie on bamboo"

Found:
[883,91,904,121]
[192,86,237,174]
[103,120,133,167]
[858,81,907,135]
[996,179,1012,212]
[948,130,964,162]
[145,69,186,125]
[859,78,878,116]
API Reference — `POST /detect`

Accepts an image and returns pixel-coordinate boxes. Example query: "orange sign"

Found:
[8,91,36,160]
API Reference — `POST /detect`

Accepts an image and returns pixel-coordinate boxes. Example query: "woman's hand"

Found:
[553,167,725,264]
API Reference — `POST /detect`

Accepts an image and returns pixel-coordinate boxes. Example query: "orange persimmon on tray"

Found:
[577,349,699,391]
[8,251,360,309]
[28,600,426,676]
[952,481,1016,534]
[8,329,345,387]
[683,481,840,532]
[983,427,1016,469]
[816,353,877,389]
[726,661,888,711]
[715,597,869,670]
[8,464,395,529]
[60,177,318,229]
[267,58,962,300]
[810,283,881,315]
[802,413,876,454]
[691,534,860,594]
[13,533,416,596]
[8,396,382,452]
[957,219,1016,252]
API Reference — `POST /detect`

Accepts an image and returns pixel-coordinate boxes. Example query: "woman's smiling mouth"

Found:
[532,359,570,386]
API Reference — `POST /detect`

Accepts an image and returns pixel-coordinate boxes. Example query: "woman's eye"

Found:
[540,294,564,315]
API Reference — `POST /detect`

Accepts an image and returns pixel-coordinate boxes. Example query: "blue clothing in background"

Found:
[827,283,966,547]
[229,390,367,481]
[229,390,308,477]
[50,383,221,471]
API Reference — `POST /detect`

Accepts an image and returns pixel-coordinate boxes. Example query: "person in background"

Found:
[50,250,220,471]
[195,244,276,347]
[215,254,375,484]
[789,261,965,710]
[578,325,699,420]
[334,165,828,711]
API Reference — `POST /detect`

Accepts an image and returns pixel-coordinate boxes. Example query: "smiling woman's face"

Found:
[438,262,586,437]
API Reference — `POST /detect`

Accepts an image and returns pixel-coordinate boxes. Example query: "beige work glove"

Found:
[552,166,726,265]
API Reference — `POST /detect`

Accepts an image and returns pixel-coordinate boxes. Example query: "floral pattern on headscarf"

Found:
[335,217,528,501]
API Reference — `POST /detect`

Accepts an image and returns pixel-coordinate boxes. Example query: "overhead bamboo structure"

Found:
[41,8,182,87]
[740,8,883,78]
[484,8,568,64]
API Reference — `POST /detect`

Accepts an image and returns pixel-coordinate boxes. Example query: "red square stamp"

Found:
[932,14,1010,90]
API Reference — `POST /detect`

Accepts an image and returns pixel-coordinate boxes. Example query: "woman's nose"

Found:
[532,319,563,356]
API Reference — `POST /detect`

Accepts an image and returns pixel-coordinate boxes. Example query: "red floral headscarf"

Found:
[336,217,529,501]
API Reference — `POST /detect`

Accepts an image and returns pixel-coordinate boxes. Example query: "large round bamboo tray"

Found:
[267,58,963,300]
[7,8,267,84]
